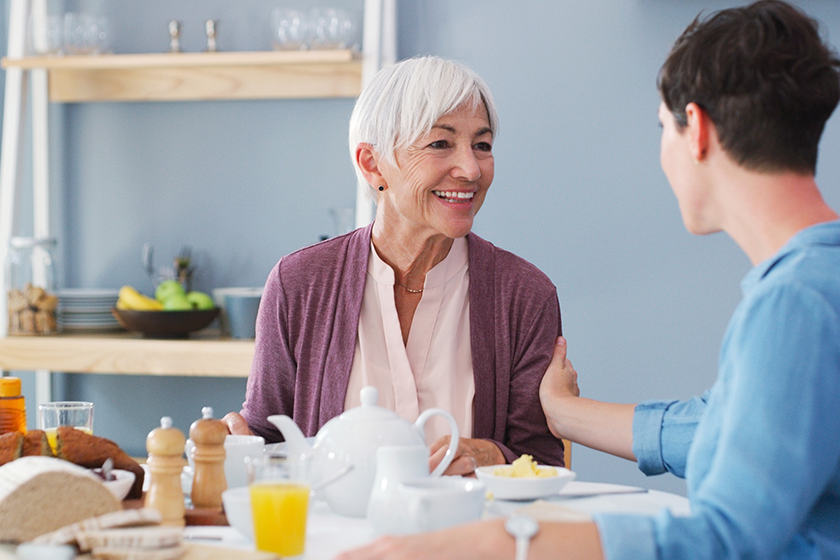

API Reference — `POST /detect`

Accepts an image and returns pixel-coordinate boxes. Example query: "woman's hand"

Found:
[429,436,505,476]
[221,412,254,435]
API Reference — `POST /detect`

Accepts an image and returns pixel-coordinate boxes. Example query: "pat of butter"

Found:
[493,454,557,478]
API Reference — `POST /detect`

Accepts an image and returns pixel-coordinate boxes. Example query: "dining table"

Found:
[182,479,691,560]
[0,479,689,559]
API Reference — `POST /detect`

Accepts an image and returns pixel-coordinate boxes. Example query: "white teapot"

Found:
[267,386,460,517]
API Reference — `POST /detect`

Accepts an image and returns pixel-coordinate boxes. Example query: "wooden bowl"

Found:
[111,308,220,338]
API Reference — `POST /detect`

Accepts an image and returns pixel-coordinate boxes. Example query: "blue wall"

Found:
[5,0,840,496]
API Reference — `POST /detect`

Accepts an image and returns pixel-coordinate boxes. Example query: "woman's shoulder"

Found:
[467,232,556,291]
[272,226,371,287]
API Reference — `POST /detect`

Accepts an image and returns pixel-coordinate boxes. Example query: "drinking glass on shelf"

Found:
[271,8,309,51]
[30,13,63,55]
[309,7,353,50]
[64,13,110,55]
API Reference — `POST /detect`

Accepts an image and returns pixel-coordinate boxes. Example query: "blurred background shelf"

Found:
[0,332,254,376]
[1,50,362,102]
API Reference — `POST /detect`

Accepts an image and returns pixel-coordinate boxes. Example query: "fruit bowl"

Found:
[111,308,220,338]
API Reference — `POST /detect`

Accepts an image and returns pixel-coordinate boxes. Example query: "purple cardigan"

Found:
[241,223,565,466]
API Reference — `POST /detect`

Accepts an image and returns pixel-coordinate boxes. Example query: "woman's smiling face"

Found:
[378,102,495,240]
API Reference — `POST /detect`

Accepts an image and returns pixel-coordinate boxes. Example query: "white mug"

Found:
[398,477,486,533]
[186,434,265,489]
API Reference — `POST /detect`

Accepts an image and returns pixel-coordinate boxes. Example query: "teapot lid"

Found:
[339,386,401,422]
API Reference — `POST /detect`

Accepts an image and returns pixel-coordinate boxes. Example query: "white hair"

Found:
[348,55,499,198]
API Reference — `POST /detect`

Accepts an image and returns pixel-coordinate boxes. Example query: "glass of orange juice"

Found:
[247,457,310,558]
[38,401,94,451]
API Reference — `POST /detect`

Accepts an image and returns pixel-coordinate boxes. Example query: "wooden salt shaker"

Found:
[189,406,227,509]
[145,416,186,526]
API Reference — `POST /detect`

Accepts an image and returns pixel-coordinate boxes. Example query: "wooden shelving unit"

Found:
[0,331,254,377]
[1,50,362,102]
[0,0,395,406]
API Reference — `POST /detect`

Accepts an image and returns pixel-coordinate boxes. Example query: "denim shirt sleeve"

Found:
[632,392,710,478]
[595,278,840,560]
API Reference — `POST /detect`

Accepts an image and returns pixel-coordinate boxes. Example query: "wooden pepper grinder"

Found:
[145,416,186,526]
[189,406,227,509]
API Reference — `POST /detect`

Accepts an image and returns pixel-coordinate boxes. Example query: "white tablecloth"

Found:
[182,480,691,560]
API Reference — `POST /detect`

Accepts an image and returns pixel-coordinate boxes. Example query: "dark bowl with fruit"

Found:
[111,308,220,338]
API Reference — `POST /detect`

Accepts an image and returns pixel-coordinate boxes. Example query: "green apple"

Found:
[155,279,185,302]
[186,291,215,310]
[162,292,192,311]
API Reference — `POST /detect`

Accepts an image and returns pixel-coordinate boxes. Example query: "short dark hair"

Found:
[658,0,840,174]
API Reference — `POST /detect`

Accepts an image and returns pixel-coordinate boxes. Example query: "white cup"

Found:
[222,486,254,541]
[398,477,486,533]
[185,434,265,489]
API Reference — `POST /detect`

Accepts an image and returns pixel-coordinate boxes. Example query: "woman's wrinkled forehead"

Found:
[396,94,492,150]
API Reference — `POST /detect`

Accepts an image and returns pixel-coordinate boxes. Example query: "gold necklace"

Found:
[395,282,423,294]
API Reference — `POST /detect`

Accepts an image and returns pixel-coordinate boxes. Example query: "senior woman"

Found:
[223,55,566,474]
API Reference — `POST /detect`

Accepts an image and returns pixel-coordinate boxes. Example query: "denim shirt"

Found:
[594,221,840,559]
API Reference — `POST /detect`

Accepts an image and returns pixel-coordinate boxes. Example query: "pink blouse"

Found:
[345,237,475,444]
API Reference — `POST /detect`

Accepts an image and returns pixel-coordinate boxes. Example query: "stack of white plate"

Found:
[56,288,122,332]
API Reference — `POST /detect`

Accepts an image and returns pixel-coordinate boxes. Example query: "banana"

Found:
[118,285,164,311]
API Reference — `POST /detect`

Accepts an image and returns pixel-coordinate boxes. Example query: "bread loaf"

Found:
[77,526,183,552]
[0,432,23,464]
[0,456,121,543]
[56,426,145,499]
[33,507,163,546]
[90,544,187,560]
[20,429,53,457]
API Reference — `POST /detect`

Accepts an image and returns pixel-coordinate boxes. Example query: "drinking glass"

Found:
[247,457,310,558]
[31,14,63,55]
[64,13,110,55]
[38,401,94,451]
[309,7,353,50]
[271,8,309,51]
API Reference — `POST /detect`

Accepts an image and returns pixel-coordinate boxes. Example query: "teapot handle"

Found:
[415,409,459,477]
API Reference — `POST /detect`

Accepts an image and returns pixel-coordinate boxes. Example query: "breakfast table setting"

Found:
[178,479,690,560]
[0,387,690,560]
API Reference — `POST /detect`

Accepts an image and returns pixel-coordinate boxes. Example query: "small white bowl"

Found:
[101,469,136,501]
[475,465,575,501]
[222,486,254,542]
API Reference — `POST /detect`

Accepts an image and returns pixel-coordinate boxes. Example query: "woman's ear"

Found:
[355,143,386,187]
[685,102,710,163]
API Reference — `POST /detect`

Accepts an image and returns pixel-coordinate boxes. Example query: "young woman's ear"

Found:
[685,102,710,163]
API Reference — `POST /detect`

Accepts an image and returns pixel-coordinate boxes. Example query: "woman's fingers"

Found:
[221,412,254,435]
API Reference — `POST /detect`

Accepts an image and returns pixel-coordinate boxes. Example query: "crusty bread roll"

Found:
[0,432,24,464]
[20,429,53,457]
[55,426,145,499]
[0,456,121,543]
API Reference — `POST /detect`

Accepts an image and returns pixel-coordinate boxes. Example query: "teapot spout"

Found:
[267,415,314,459]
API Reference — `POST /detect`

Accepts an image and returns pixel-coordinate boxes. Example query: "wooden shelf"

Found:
[0,331,254,377]
[1,50,362,102]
